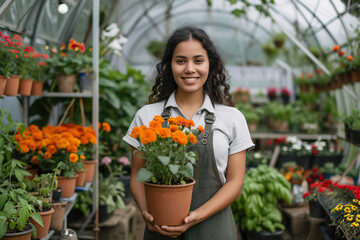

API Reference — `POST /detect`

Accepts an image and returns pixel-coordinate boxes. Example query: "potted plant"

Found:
[261,42,278,64]
[0,109,44,239]
[246,151,270,168]
[267,87,278,101]
[231,165,291,239]
[302,179,332,218]
[280,87,290,104]
[232,87,250,103]
[272,32,286,48]
[98,156,126,222]
[235,103,260,132]
[45,38,88,92]
[309,139,343,168]
[130,115,202,225]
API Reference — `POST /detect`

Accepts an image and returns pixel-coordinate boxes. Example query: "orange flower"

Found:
[80,135,89,145]
[44,152,52,159]
[307,73,313,78]
[19,143,29,153]
[46,145,57,154]
[69,153,79,163]
[172,130,187,145]
[130,126,142,138]
[347,55,354,61]
[102,122,111,132]
[170,124,179,132]
[26,140,37,152]
[69,137,81,147]
[300,74,305,79]
[158,128,171,138]
[168,117,178,125]
[14,133,23,142]
[332,45,340,51]
[189,134,197,144]
[80,155,86,160]
[140,129,157,145]
[186,120,195,128]
[66,145,78,153]
[175,116,187,126]
[32,130,43,141]
[338,50,345,56]
[149,120,162,129]
[56,138,70,149]
[153,115,164,123]
[60,52,67,57]
[198,126,205,133]
[61,132,73,139]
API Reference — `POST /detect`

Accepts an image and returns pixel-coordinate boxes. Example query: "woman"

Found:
[123,26,254,239]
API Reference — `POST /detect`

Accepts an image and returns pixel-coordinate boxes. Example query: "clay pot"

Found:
[50,201,67,230]
[76,168,88,187]
[56,74,76,92]
[31,81,44,96]
[83,160,97,183]
[4,75,21,96]
[30,207,54,239]
[144,179,195,226]
[18,79,33,96]
[0,76,7,96]
[57,174,78,198]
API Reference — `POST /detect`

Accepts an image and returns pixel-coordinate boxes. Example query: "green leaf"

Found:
[0,194,7,210]
[158,156,170,166]
[169,164,179,174]
[186,151,196,164]
[104,90,121,109]
[121,101,136,116]
[231,8,246,18]
[30,212,43,227]
[18,208,29,230]
[14,169,24,182]
[0,218,7,239]
[136,168,153,182]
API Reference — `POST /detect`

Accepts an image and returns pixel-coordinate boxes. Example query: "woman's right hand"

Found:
[142,209,157,231]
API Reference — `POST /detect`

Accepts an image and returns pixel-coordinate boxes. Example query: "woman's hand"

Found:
[149,211,199,238]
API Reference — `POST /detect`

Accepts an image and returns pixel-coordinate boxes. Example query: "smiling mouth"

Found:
[182,77,198,83]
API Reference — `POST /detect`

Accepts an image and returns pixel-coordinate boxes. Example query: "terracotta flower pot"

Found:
[56,74,77,92]
[2,224,34,240]
[30,207,54,239]
[25,168,39,180]
[31,81,44,96]
[57,174,78,198]
[84,160,97,183]
[50,201,67,230]
[248,122,258,132]
[76,168,88,187]
[0,76,7,96]
[351,69,360,82]
[144,179,195,226]
[4,75,21,96]
[18,79,33,96]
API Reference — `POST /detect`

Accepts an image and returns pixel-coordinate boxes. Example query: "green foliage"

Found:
[147,40,165,59]
[343,109,360,130]
[227,0,275,18]
[235,103,260,124]
[261,43,278,64]
[231,165,291,233]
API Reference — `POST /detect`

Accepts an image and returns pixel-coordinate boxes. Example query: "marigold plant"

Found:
[131,115,204,185]
[14,123,100,177]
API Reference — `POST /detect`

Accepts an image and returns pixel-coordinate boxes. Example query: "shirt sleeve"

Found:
[122,109,144,149]
[229,111,255,155]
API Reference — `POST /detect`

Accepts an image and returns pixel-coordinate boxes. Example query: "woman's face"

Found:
[171,39,209,96]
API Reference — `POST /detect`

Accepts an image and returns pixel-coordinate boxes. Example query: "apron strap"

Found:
[201,112,215,145]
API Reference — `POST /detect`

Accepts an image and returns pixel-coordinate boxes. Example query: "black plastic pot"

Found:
[309,200,325,218]
[276,154,311,169]
[52,187,62,202]
[310,155,343,168]
[350,128,360,144]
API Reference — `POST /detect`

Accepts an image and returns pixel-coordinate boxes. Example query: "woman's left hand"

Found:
[153,211,199,238]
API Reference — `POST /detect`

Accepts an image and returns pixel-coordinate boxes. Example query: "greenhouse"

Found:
[0,0,360,239]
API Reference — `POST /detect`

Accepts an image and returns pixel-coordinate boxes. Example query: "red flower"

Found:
[338,50,345,56]
[319,175,324,181]
[302,192,310,198]
[340,147,344,152]
[313,168,318,172]
[307,73,313,78]
[312,149,318,155]
[24,46,34,53]
[347,55,354,61]
[316,69,323,75]
[318,187,326,192]
[266,139,273,146]
[275,137,285,144]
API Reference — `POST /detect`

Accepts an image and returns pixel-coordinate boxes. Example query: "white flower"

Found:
[108,35,128,56]
[254,152,261,158]
[282,146,288,152]
[102,23,120,39]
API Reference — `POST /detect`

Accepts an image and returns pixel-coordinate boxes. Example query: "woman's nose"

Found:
[185,62,195,73]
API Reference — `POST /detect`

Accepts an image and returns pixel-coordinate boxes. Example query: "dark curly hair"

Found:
[148,26,234,107]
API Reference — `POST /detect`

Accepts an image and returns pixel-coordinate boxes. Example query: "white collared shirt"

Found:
[123,92,255,184]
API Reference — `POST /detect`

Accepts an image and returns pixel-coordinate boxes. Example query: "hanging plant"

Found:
[147,40,165,59]
[272,32,286,49]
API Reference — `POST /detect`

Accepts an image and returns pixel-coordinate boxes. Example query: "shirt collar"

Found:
[164,91,215,114]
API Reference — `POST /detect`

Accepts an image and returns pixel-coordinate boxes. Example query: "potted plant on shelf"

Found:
[302,179,332,218]
[130,115,202,225]
[45,38,88,92]
[246,151,270,168]
[231,165,291,240]
[232,87,250,103]
[309,139,343,168]
[280,87,290,105]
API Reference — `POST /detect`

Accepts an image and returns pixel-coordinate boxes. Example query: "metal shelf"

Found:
[42,92,92,98]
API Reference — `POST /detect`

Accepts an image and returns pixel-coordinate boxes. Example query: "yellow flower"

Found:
[347,216,353,221]
[356,214,360,222]
[353,199,359,203]
[350,222,359,227]
[340,219,344,225]
[80,155,86,160]
[345,207,351,213]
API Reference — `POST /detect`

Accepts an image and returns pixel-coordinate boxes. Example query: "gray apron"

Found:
[143,107,237,240]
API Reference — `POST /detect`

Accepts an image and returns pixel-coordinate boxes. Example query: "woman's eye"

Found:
[176,60,185,64]
[195,59,203,63]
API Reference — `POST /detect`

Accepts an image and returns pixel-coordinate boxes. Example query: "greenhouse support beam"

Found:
[272,18,330,76]
[0,0,15,19]
[276,59,294,101]
[30,0,46,47]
